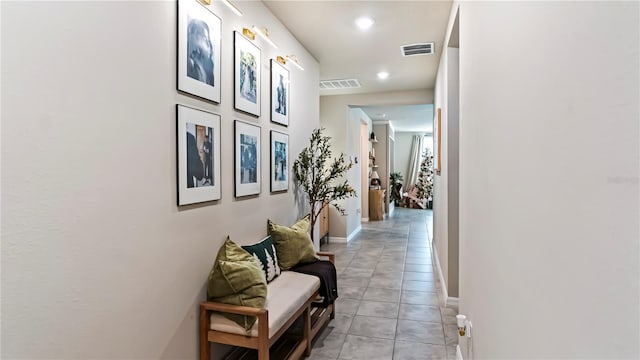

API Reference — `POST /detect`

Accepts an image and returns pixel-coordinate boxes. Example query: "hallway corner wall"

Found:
[432,3,460,301]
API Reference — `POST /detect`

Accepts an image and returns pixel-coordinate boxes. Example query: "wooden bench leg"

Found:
[304,305,312,356]
[330,304,335,320]
[258,342,269,360]
[258,311,270,360]
[199,305,210,360]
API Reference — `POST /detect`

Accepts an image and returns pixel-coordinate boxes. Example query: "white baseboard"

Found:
[447,297,459,307]
[361,217,369,222]
[432,243,449,302]
[330,225,362,244]
[456,344,463,360]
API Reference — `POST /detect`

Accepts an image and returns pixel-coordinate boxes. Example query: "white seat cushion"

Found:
[210,271,320,338]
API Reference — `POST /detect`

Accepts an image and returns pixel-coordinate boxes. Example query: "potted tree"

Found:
[389,172,404,206]
[293,128,357,243]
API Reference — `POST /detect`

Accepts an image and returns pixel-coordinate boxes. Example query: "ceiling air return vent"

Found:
[319,79,361,90]
[401,42,434,56]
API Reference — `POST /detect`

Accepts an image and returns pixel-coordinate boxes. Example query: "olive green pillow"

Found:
[268,214,318,271]
[207,237,267,332]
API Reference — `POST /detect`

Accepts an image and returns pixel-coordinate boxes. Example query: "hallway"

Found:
[314,207,458,360]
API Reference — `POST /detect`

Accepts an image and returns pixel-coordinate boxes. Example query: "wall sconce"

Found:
[220,0,243,16]
[252,26,278,49]
[278,55,305,71]
[241,27,255,41]
[242,27,278,49]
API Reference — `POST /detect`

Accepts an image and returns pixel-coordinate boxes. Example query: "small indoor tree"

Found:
[415,148,434,207]
[293,128,357,243]
[389,172,404,206]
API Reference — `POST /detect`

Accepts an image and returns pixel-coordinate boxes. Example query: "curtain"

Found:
[406,135,423,189]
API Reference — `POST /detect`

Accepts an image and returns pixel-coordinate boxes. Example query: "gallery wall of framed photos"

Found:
[2,1,320,358]
[175,0,317,209]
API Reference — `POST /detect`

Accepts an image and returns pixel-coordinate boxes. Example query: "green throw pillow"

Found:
[268,215,318,271]
[242,236,281,283]
[207,237,267,332]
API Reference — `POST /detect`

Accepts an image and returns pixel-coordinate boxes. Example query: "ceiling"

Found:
[360,104,434,133]
[262,0,452,132]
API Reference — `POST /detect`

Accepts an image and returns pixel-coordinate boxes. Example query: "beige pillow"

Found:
[207,237,267,332]
[268,215,318,271]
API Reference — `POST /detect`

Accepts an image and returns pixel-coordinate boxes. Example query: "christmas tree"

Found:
[415,148,434,204]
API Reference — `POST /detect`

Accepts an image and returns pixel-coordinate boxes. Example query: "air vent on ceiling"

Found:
[401,42,434,56]
[319,79,361,90]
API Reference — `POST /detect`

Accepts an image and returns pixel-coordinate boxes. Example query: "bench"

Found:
[199,251,335,360]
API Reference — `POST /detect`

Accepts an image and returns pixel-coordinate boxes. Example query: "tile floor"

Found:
[311,207,458,360]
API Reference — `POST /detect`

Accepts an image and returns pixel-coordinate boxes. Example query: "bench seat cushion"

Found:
[210,271,320,338]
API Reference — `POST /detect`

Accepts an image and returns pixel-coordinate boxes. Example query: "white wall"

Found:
[0,1,319,358]
[432,21,451,299]
[320,90,433,239]
[455,1,639,358]
[346,108,370,236]
[445,47,459,298]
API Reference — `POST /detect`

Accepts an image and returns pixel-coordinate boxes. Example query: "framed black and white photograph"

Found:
[234,31,261,117]
[234,120,261,197]
[270,131,289,192]
[177,0,222,103]
[270,59,289,126]
[177,105,221,205]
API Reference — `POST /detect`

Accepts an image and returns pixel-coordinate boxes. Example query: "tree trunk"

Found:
[309,201,316,244]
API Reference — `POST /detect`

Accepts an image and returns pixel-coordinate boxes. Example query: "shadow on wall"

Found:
[293,180,309,219]
[160,286,207,359]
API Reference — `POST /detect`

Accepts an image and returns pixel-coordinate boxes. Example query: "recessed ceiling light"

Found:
[355,17,374,30]
[377,71,389,80]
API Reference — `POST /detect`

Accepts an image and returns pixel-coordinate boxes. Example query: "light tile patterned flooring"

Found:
[312,207,458,360]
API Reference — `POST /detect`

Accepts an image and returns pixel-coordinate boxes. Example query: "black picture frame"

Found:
[234,120,261,197]
[177,0,222,103]
[270,130,289,192]
[270,59,289,126]
[234,31,261,117]
[176,104,221,205]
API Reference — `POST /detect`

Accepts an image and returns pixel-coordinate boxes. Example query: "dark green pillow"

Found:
[268,215,318,271]
[242,236,281,283]
[207,237,267,332]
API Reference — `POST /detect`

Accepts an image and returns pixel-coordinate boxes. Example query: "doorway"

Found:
[360,122,369,222]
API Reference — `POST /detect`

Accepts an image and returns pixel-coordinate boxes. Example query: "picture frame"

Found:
[176,105,221,205]
[177,0,222,103]
[270,130,289,192]
[234,31,261,117]
[434,107,442,175]
[270,59,290,126]
[234,120,261,197]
